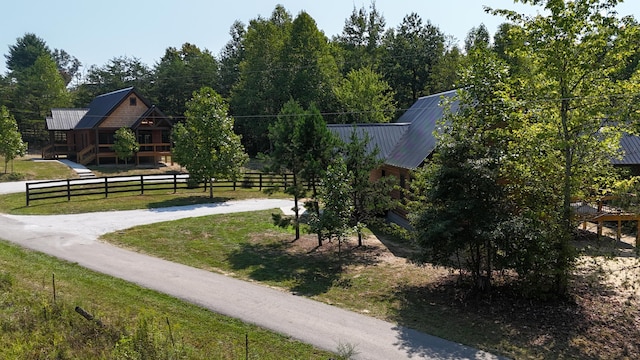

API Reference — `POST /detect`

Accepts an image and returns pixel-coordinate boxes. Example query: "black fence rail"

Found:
[25,172,295,206]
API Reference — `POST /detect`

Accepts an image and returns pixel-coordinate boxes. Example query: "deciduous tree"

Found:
[333,67,395,123]
[0,106,27,173]
[113,127,139,165]
[380,13,445,109]
[491,0,637,293]
[153,43,219,119]
[172,87,248,198]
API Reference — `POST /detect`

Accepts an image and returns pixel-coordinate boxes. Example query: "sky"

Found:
[2,0,639,76]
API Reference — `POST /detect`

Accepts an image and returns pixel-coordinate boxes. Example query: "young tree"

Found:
[172,87,248,199]
[310,156,352,257]
[268,100,336,245]
[113,127,139,165]
[0,106,27,173]
[268,100,307,239]
[333,67,396,123]
[342,129,395,246]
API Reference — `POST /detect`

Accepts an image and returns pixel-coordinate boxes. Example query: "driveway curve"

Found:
[0,197,505,360]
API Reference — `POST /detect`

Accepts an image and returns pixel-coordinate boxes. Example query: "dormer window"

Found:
[129,97,137,106]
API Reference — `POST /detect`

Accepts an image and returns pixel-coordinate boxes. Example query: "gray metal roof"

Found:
[75,87,152,129]
[386,90,459,169]
[613,134,640,165]
[46,108,89,130]
[328,123,410,160]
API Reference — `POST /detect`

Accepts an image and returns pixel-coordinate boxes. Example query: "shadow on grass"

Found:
[147,196,232,210]
[387,268,638,359]
[227,237,380,296]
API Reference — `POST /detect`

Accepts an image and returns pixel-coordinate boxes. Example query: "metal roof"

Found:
[75,87,152,129]
[46,108,89,130]
[613,134,640,165]
[385,90,459,169]
[328,123,410,160]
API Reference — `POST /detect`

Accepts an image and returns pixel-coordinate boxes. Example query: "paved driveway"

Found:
[0,192,505,359]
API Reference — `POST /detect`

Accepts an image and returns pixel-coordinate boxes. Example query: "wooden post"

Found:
[67,179,71,201]
[636,218,639,255]
[26,183,30,207]
[140,175,144,195]
[173,174,177,193]
[259,173,263,191]
[104,177,108,198]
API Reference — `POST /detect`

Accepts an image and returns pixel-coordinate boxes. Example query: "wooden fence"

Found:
[25,172,296,206]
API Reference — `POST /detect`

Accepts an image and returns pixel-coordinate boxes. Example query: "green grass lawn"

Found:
[101,209,640,360]
[0,155,77,181]
[0,184,288,215]
[0,240,334,359]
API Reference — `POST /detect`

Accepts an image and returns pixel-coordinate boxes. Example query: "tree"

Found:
[13,55,70,123]
[310,156,352,257]
[491,0,636,293]
[333,66,396,123]
[267,100,336,245]
[172,87,248,199]
[381,13,445,109]
[5,33,51,74]
[231,6,292,155]
[429,41,463,93]
[0,106,27,174]
[153,43,219,119]
[113,127,139,165]
[74,56,152,106]
[12,54,71,148]
[281,11,340,115]
[464,24,491,53]
[218,21,246,99]
[334,2,386,73]
[268,100,306,239]
[341,129,395,246]
[52,49,81,86]
[411,47,516,291]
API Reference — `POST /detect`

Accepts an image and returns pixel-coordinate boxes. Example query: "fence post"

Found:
[284,173,288,188]
[140,175,144,195]
[25,183,30,207]
[67,179,71,201]
[233,178,237,191]
[259,173,263,191]
[104,177,108,198]
[173,174,177,193]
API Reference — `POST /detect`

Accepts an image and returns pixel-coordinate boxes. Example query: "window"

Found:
[129,97,137,106]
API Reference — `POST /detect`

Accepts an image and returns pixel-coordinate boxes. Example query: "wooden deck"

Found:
[573,197,640,244]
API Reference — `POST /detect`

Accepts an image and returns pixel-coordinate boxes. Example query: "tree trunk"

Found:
[209,178,214,199]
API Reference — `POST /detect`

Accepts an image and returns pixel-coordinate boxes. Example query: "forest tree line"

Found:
[1,3,518,153]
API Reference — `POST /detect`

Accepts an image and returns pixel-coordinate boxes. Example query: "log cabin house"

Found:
[43,87,173,165]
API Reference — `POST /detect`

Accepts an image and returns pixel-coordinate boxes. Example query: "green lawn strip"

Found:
[0,188,288,215]
[0,156,77,181]
[101,209,528,358]
[0,240,334,359]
